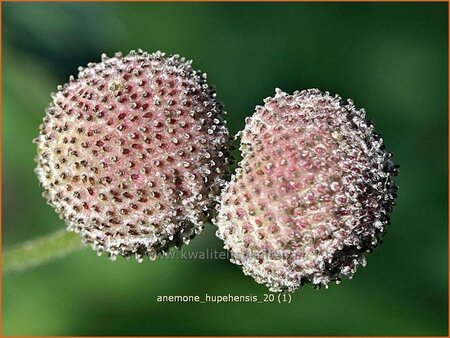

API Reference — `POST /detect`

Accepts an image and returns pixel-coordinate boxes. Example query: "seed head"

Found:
[215,88,398,292]
[35,50,231,261]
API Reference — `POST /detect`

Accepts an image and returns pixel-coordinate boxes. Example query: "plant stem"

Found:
[3,229,85,273]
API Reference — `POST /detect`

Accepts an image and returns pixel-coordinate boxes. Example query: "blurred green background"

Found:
[2,2,448,336]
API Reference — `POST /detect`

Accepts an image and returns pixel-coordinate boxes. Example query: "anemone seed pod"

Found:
[215,88,398,292]
[35,49,231,261]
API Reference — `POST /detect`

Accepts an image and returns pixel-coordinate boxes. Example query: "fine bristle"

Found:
[215,88,398,292]
[35,50,232,261]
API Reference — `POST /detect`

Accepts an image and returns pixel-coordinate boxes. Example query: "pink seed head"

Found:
[35,50,231,261]
[215,88,398,292]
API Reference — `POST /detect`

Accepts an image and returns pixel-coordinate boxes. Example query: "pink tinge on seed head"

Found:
[35,50,231,261]
[215,88,398,292]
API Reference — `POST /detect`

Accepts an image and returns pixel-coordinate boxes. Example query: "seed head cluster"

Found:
[35,50,231,260]
[215,88,398,292]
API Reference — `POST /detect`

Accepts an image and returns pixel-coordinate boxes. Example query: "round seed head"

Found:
[35,50,231,261]
[215,88,398,292]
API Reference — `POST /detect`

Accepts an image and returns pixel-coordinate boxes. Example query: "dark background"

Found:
[2,2,448,336]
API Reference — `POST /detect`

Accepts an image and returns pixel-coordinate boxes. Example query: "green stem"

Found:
[3,230,85,273]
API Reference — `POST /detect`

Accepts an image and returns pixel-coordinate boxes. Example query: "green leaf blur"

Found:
[2,2,447,336]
